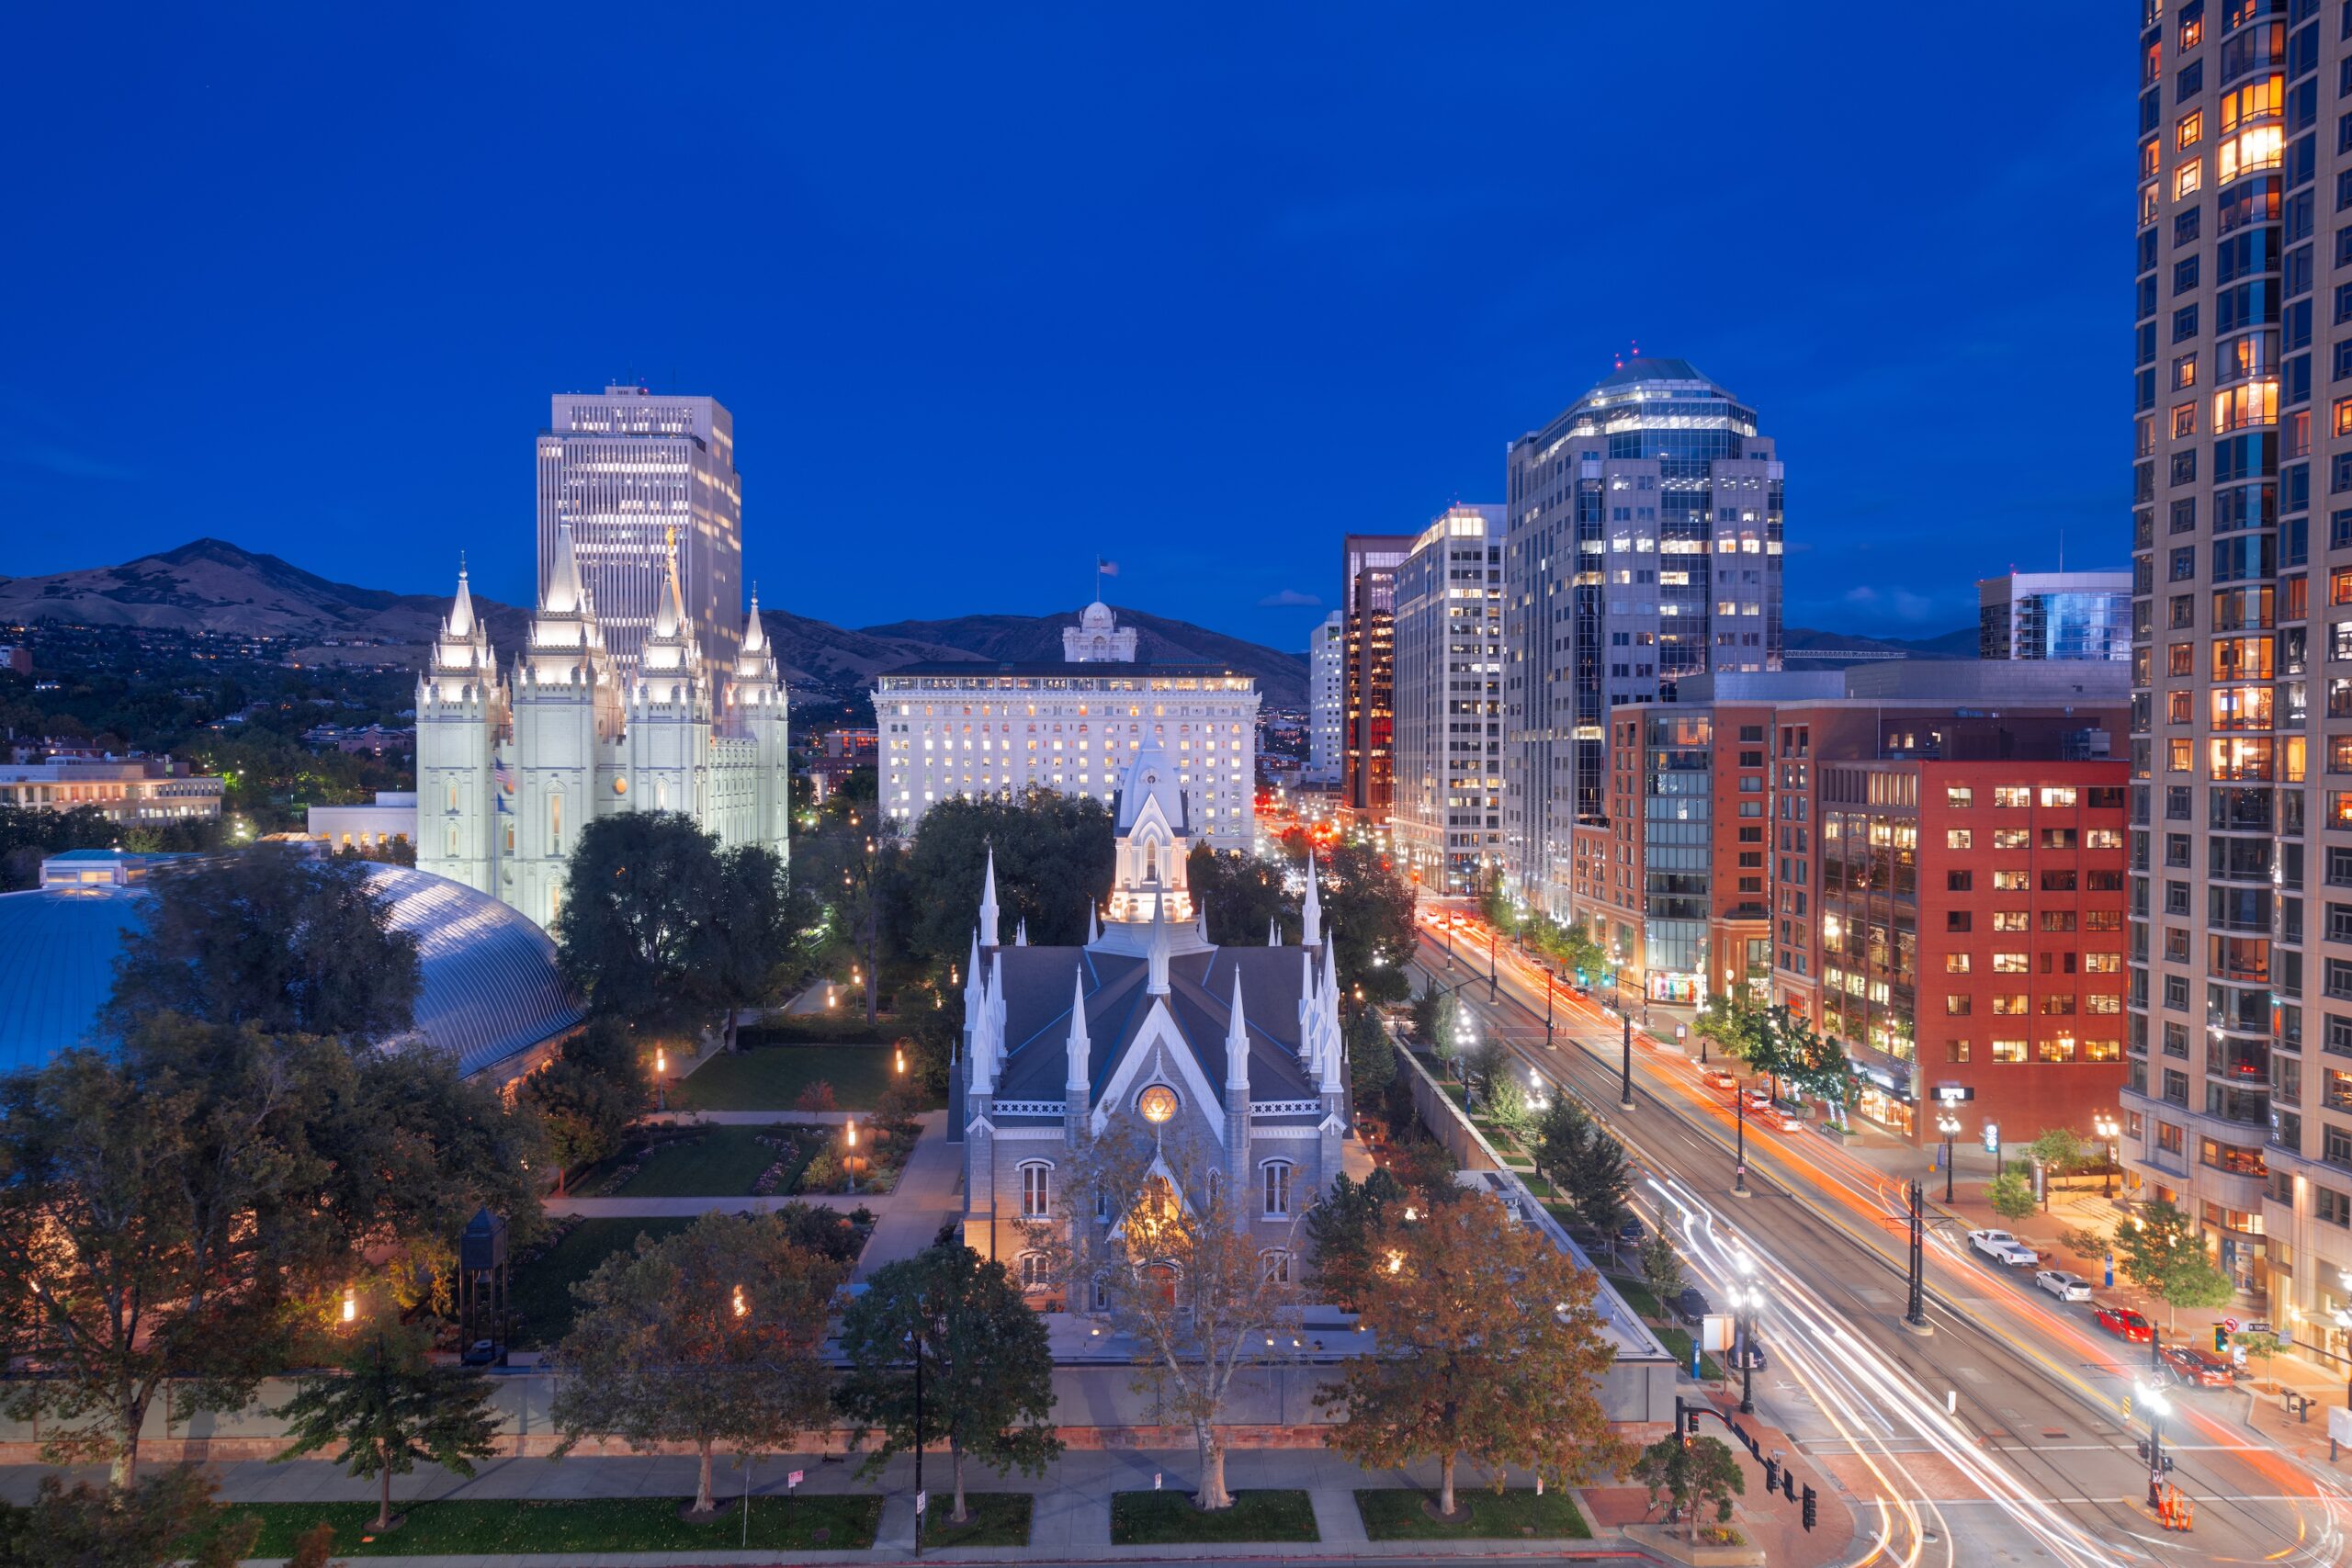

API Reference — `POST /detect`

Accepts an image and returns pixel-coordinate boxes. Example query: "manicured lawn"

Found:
[595,1126,807,1198]
[1110,1489,1318,1544]
[673,1044,939,1111]
[918,1492,1032,1549]
[1355,1487,1591,1540]
[210,1495,882,1556]
[1655,1323,1726,1382]
[508,1217,694,1347]
[1604,1272,1666,1319]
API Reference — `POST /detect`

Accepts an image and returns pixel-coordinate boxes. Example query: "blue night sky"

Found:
[2,6,2131,652]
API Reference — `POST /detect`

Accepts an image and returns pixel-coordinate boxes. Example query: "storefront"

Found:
[1646,971,1702,1006]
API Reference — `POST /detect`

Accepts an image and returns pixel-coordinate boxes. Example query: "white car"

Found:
[1967,1229,2038,1267]
[2034,1269,2092,1302]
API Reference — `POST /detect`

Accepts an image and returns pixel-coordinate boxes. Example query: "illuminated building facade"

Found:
[1979,570,2133,661]
[537,386,742,675]
[1390,505,1503,892]
[1500,358,1784,922]
[1341,534,1413,821]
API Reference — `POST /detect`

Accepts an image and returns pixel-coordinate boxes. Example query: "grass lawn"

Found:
[508,1217,694,1347]
[673,1044,940,1111]
[918,1492,1032,1549]
[1604,1272,1666,1319]
[1109,1490,1318,1544]
[1655,1322,1726,1382]
[209,1495,883,1557]
[1355,1487,1591,1540]
[596,1126,808,1198]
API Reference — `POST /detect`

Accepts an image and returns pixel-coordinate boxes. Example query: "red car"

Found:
[2094,1303,2154,1342]
[2161,1345,2235,1387]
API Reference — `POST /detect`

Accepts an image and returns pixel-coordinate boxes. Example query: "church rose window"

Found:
[1137,1085,1179,1123]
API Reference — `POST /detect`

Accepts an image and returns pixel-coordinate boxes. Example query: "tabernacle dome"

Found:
[0,851,582,1080]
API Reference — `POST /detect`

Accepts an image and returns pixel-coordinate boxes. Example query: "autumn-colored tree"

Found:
[1029,1124,1303,1510]
[549,1212,848,1513]
[1317,1192,1632,1516]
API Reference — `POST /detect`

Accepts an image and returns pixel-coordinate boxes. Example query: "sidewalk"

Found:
[0,1449,1646,1565]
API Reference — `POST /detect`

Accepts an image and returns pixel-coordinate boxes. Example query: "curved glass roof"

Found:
[0,864,582,1079]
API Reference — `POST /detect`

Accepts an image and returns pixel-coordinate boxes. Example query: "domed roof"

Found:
[1080,600,1115,627]
[0,863,582,1079]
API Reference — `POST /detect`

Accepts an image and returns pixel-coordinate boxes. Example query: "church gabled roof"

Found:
[982,943,1318,1112]
[1112,732,1190,839]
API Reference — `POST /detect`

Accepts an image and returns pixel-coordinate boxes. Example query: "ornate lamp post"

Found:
[2093,1111,2120,1200]
[1937,1110,1962,1205]
[1730,1279,1764,1415]
[2137,1381,2171,1509]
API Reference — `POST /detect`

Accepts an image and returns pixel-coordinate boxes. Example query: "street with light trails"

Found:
[1414,917,2352,1567]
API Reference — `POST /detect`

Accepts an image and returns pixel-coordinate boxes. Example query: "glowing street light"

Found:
[341,1287,357,1325]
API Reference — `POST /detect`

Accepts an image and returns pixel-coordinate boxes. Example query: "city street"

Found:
[1415,922,2352,1568]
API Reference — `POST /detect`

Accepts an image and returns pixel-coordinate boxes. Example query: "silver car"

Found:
[2034,1269,2092,1302]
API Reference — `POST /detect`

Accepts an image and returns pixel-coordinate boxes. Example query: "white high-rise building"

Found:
[537,386,742,675]
[1306,610,1343,784]
[871,602,1261,848]
[414,527,789,931]
[1391,505,1503,893]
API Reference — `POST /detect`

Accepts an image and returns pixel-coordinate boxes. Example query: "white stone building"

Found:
[870,603,1261,849]
[953,734,1350,1280]
[413,525,789,930]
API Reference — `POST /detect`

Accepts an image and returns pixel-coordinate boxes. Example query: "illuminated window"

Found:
[1946,995,1973,1017]
[2176,159,2203,198]
[1945,953,1972,974]
[1947,829,1973,850]
[2177,108,2203,148]
[1993,953,2030,973]
[1020,1161,1051,1218]
[1990,1040,2029,1064]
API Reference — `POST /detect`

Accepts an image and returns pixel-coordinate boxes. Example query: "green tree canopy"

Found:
[834,1242,1061,1523]
[553,812,729,1039]
[271,1316,501,1530]
[1300,1168,1410,1312]
[2117,1199,2236,1326]
[0,1465,260,1568]
[1631,1434,1745,1541]
[107,846,422,1042]
[549,1210,850,1514]
[898,788,1114,964]
[1986,1169,2037,1222]
[518,1017,650,1182]
[1188,844,1298,946]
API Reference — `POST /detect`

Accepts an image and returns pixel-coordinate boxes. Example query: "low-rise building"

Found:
[308,791,419,852]
[0,759,224,823]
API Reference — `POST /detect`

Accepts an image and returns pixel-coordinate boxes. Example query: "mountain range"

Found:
[0,538,1982,709]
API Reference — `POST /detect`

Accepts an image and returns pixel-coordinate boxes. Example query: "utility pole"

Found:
[1904,1180,1928,1332]
[1544,968,1555,1052]
[1735,1090,1748,1196]
[1620,1013,1635,1109]
[911,1295,927,1557]
[1488,930,1498,1003]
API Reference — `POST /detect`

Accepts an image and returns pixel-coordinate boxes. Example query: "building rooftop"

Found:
[0,860,582,1078]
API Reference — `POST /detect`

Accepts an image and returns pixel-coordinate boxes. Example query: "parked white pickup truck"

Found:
[1967,1228,2038,1267]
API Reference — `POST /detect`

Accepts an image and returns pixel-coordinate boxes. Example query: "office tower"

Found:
[1979,570,2133,660]
[1500,358,1784,920]
[537,386,743,674]
[1306,610,1345,784]
[1390,505,1504,893]
[1341,534,1415,820]
[2125,0,2317,1314]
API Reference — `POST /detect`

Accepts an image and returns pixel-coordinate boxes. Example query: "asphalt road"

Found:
[1415,931,2352,1568]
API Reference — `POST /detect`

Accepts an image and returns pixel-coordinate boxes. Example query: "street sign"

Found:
[2223,1315,2242,1333]
[1981,1121,2001,1154]
[1701,1314,1736,1353]
[915,1491,928,1516]
[1154,1472,1164,1491]
[1676,1024,1688,1041]
[787,1470,803,1490]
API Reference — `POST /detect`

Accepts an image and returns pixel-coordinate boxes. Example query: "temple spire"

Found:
[1301,850,1323,948]
[543,521,585,615]
[742,586,766,653]
[447,559,477,639]
[978,846,1001,949]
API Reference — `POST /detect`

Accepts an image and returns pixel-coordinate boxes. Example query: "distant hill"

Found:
[860,606,1309,706]
[0,540,1308,705]
[0,538,533,651]
[1782,624,1978,665]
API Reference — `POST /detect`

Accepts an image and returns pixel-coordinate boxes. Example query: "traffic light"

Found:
[2214,1324,2229,1354]
[1762,1458,1781,1494]
[1682,1405,1702,1443]
[1801,1484,1817,1532]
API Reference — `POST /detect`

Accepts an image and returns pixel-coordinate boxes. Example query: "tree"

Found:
[1631,1434,1745,1542]
[897,787,1114,964]
[798,780,900,1026]
[1774,1010,1858,1123]
[0,803,122,892]
[835,1242,1061,1523]
[1484,1072,1532,1135]
[2116,1199,2236,1327]
[1344,1007,1396,1105]
[0,1017,539,1489]
[549,1211,847,1514]
[554,813,729,1040]
[1300,1169,1408,1312]
[519,1018,650,1185]
[1639,1227,1684,1309]
[272,1316,501,1530]
[1032,1124,1302,1509]
[1690,986,1769,1067]
[1318,1192,1631,1516]
[1187,844,1297,945]
[1986,1170,2037,1221]
[710,844,810,1052]
[2028,1127,2084,1177]
[1292,837,1416,1006]
[1534,1099,1633,1237]
[0,1466,260,1568]
[1463,1037,1510,1100]
[107,846,422,1042]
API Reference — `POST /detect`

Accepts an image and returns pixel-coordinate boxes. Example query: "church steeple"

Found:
[1065,966,1091,1093]
[1225,965,1250,1093]
[1146,891,1171,996]
[978,846,1001,949]
[1301,849,1323,948]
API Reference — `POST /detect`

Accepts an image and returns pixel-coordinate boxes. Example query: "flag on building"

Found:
[1097,557,1120,577]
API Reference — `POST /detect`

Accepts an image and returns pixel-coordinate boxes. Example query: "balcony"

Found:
[2204,1085,2273,1126]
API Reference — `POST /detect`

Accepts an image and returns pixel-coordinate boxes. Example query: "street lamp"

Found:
[654,1047,668,1113]
[1937,1111,1962,1205]
[1730,1280,1764,1415]
[1734,1085,1748,1196]
[2136,1381,2171,1509]
[2093,1111,2120,1200]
